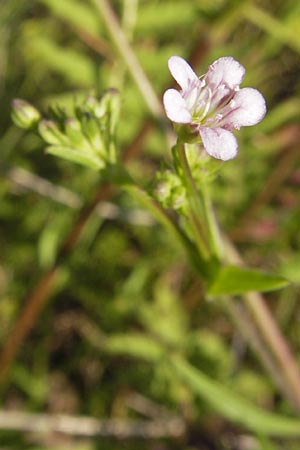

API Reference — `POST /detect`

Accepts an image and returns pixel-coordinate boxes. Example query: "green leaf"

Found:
[103,333,164,363]
[170,356,300,436]
[208,265,288,296]
[46,145,103,170]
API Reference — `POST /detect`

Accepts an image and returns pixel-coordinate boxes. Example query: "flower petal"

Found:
[163,89,192,123]
[168,56,199,91]
[228,88,267,128]
[199,127,238,161]
[205,56,245,89]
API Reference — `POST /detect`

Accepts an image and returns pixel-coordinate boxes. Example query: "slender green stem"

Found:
[201,183,223,259]
[176,142,222,261]
[176,142,210,260]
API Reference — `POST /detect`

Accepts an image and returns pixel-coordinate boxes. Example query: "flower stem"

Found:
[176,142,222,261]
[201,182,223,260]
[176,142,211,260]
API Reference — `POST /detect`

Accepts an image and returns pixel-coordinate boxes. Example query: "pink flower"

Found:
[163,56,267,161]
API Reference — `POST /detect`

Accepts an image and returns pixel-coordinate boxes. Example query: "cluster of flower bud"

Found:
[156,169,186,212]
[11,90,120,170]
[156,142,222,213]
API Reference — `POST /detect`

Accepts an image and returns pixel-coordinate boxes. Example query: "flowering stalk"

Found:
[163,54,268,265]
[163,54,267,264]
[162,55,300,409]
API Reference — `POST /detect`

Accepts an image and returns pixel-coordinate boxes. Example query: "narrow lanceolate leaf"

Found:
[46,146,103,170]
[207,265,289,296]
[170,356,300,436]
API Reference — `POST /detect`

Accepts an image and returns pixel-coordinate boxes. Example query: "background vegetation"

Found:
[1,0,300,449]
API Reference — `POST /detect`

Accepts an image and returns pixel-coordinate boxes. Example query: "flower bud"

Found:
[100,89,120,134]
[84,96,103,117]
[156,170,186,211]
[64,118,84,146]
[81,115,106,157]
[11,99,41,129]
[38,120,69,146]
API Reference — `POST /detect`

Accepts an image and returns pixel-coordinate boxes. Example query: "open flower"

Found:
[163,56,266,160]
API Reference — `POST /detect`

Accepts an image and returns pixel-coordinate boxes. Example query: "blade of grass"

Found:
[171,355,300,436]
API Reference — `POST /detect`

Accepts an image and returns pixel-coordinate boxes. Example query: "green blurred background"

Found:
[1,0,300,449]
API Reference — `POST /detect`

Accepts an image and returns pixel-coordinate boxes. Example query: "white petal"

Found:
[168,56,199,91]
[206,56,245,89]
[163,89,192,123]
[228,88,267,128]
[200,127,238,161]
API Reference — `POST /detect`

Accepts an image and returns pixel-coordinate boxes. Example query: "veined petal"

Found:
[163,89,192,123]
[200,127,238,161]
[206,57,245,89]
[168,56,199,91]
[228,88,267,128]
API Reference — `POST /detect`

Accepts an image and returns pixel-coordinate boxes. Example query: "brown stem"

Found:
[224,297,297,408]
[225,239,300,410]
[0,268,57,384]
[245,292,300,410]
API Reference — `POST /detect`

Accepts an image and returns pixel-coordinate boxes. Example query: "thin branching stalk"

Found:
[225,238,300,410]
[224,297,296,406]
[91,0,163,120]
[245,291,300,410]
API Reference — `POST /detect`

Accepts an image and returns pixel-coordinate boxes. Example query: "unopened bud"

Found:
[38,120,69,146]
[84,96,102,117]
[64,118,84,146]
[99,89,120,134]
[156,170,185,210]
[11,99,41,129]
[81,116,106,157]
